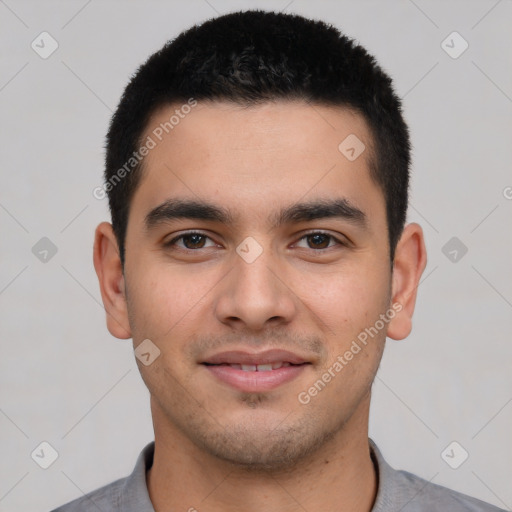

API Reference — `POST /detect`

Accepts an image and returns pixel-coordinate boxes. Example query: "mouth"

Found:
[201,349,311,392]
[204,361,298,371]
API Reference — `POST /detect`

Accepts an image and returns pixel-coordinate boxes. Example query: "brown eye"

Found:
[181,234,207,249]
[165,232,215,250]
[295,231,342,250]
[306,233,331,249]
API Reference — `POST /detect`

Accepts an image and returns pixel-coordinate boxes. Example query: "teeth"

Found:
[230,362,290,371]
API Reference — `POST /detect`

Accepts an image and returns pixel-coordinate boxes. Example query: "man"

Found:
[53,10,504,512]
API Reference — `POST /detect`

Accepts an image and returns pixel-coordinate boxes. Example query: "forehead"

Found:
[131,100,384,228]
[143,100,372,166]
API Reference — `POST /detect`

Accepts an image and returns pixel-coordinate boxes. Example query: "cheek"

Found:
[126,266,188,341]
[125,258,225,342]
[299,267,389,405]
[296,261,390,338]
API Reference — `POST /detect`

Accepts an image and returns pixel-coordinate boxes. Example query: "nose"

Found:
[213,244,297,331]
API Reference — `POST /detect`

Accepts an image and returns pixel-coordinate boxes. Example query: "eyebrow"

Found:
[145,199,234,228]
[272,198,366,227]
[144,197,367,230]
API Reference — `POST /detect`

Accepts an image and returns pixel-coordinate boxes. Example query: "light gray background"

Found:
[1,1,511,510]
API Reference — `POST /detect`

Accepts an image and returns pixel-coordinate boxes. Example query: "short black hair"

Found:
[104,10,410,264]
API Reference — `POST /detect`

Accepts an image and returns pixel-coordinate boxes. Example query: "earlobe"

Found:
[93,222,132,339]
[386,223,427,341]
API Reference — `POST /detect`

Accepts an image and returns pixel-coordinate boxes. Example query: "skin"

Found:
[94,100,427,512]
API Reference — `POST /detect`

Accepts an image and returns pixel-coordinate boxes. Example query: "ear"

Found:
[93,222,131,339]
[386,223,427,340]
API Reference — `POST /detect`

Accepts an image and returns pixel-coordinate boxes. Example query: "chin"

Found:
[189,413,338,473]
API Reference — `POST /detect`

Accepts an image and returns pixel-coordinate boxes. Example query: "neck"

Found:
[147,396,377,512]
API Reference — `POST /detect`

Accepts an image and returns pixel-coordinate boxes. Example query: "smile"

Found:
[201,350,311,392]
[205,361,294,371]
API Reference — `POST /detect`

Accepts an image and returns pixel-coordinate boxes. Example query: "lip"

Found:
[201,349,311,393]
[201,349,308,366]
[203,364,308,392]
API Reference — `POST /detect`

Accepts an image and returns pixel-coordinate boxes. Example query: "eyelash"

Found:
[165,230,346,251]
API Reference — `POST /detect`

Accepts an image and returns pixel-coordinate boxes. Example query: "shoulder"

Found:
[50,476,127,511]
[50,442,155,512]
[390,467,505,511]
[370,440,506,512]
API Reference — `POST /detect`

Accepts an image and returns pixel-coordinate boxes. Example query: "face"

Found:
[96,100,424,471]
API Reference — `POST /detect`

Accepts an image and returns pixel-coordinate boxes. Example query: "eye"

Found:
[294,231,345,250]
[165,232,217,250]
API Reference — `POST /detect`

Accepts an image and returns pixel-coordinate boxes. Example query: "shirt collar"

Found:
[120,439,396,511]
[118,441,155,511]
[369,438,400,511]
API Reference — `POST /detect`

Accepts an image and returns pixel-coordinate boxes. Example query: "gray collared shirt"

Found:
[51,440,505,511]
